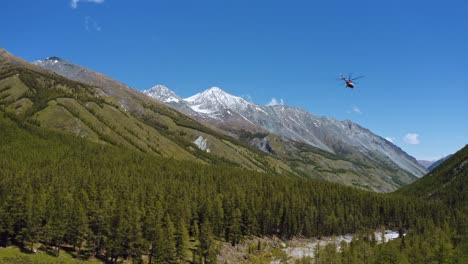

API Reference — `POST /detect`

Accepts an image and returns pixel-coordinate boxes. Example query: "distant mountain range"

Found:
[144,85,426,176]
[428,155,453,171]
[0,48,428,192]
[418,160,436,169]
[418,155,453,171]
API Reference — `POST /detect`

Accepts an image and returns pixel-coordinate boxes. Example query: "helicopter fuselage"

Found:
[345,80,354,88]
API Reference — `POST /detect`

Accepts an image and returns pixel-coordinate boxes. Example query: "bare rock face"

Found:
[194,135,210,153]
[249,137,274,154]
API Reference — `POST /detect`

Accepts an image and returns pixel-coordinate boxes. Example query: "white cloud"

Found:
[352,105,362,114]
[85,16,101,31]
[385,137,395,143]
[71,0,104,9]
[404,133,420,144]
[266,98,284,106]
[347,105,362,115]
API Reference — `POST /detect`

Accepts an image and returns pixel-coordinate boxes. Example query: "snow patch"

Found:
[164,97,180,103]
[190,104,215,114]
[256,106,268,115]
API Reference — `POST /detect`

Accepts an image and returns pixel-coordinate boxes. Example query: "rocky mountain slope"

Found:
[144,85,427,178]
[19,50,424,192]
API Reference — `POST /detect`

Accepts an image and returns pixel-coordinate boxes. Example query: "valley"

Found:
[0,49,466,263]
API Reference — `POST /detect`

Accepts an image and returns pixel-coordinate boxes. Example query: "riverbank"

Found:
[217,230,403,263]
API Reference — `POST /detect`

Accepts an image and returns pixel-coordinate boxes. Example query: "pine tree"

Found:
[192,244,203,264]
[68,200,89,254]
[162,215,177,264]
[213,196,224,237]
[175,218,190,262]
[143,202,163,264]
[229,208,242,246]
[192,220,200,241]
[200,220,217,263]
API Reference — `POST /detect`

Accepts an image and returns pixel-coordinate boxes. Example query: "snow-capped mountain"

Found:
[145,85,427,178]
[143,85,198,115]
[145,85,182,104]
[184,87,255,115]
[183,87,270,131]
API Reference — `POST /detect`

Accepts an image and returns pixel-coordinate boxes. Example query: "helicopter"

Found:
[340,74,364,89]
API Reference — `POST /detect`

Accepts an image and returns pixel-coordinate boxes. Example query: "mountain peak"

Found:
[147,84,170,92]
[185,86,232,102]
[184,86,253,115]
[190,86,231,99]
[143,84,182,104]
[206,86,224,92]
[45,56,63,62]
[33,56,65,66]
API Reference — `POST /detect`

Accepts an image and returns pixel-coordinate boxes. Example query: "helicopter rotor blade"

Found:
[351,76,364,81]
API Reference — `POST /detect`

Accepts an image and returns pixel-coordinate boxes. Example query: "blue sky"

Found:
[2,0,467,160]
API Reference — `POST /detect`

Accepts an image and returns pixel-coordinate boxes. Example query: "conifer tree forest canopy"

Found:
[1,113,467,263]
[0,53,466,263]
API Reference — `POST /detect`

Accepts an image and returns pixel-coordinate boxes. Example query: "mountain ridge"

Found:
[144,85,427,178]
[19,51,426,191]
[428,155,453,171]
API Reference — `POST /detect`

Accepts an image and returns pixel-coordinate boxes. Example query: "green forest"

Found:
[1,110,467,263]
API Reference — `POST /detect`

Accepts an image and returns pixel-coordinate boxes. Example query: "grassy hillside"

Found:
[29,49,424,192]
[0,48,293,176]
